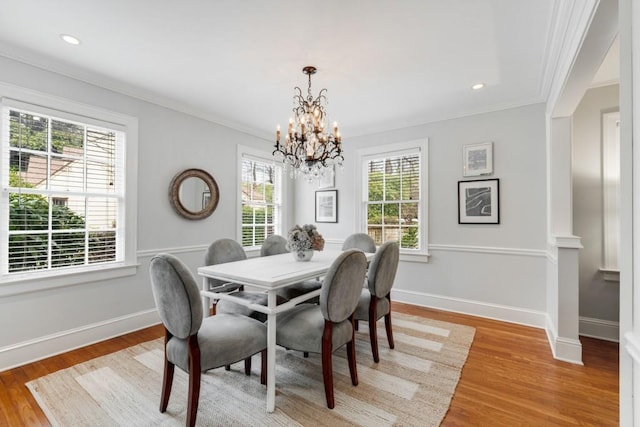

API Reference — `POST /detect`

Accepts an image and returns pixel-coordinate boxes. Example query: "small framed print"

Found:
[463,142,493,176]
[458,179,500,224]
[318,166,335,189]
[315,190,338,223]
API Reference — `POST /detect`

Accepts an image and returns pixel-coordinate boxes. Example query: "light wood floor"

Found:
[0,303,618,426]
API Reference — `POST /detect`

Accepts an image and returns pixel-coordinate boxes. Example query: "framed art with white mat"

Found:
[317,165,335,189]
[462,142,493,176]
[458,178,500,224]
[315,190,338,222]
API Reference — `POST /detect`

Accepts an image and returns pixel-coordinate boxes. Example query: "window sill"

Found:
[599,268,619,283]
[400,252,430,263]
[0,263,139,297]
[244,247,262,258]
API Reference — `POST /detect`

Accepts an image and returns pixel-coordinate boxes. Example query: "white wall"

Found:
[0,55,279,370]
[295,104,549,325]
[572,84,620,340]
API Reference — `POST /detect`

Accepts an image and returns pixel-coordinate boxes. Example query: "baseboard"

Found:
[0,309,160,373]
[579,316,619,342]
[391,288,547,329]
[545,314,583,365]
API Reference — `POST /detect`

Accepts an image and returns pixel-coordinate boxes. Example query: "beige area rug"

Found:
[27,313,475,426]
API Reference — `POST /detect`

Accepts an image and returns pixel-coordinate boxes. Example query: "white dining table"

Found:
[197,249,373,413]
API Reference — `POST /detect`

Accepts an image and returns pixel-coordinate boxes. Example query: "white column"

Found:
[546,116,583,364]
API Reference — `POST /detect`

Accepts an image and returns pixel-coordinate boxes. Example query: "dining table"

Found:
[197,248,373,413]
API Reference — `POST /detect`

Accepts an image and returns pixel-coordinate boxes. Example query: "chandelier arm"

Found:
[274,66,343,181]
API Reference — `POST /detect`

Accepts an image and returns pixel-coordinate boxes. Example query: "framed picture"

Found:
[318,166,335,189]
[463,142,493,176]
[458,179,500,224]
[315,190,338,223]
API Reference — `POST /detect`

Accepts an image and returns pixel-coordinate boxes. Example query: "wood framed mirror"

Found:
[169,168,219,220]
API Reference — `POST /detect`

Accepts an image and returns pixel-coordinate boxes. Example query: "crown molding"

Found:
[540,0,600,108]
[0,45,273,141]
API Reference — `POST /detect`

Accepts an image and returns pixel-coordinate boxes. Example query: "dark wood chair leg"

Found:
[260,350,267,385]
[303,352,309,358]
[354,319,359,331]
[187,336,201,427]
[244,357,252,375]
[225,365,231,371]
[160,329,174,412]
[385,296,394,349]
[368,297,380,363]
[347,315,358,386]
[210,301,217,316]
[321,320,335,409]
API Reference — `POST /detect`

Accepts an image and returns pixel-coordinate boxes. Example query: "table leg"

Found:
[202,277,210,317]
[266,291,276,412]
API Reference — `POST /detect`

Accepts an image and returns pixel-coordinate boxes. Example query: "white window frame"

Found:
[0,83,138,296]
[356,139,429,263]
[237,145,287,255]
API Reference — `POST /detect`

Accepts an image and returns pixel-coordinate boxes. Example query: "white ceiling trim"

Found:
[544,0,601,115]
[0,45,548,141]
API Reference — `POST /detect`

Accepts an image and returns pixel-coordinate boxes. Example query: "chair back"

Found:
[260,235,288,257]
[149,253,203,339]
[320,249,367,323]
[342,233,376,252]
[367,241,400,298]
[204,238,247,289]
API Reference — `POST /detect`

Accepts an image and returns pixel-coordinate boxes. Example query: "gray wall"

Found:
[294,104,549,320]
[572,84,620,329]
[0,53,556,369]
[0,55,286,369]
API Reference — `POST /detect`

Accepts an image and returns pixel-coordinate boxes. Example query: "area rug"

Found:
[27,313,475,426]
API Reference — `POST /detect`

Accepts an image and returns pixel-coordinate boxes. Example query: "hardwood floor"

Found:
[0,303,618,426]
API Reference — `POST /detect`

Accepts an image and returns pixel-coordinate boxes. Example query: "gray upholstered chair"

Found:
[343,233,376,271]
[276,249,367,409]
[353,241,400,362]
[342,233,377,252]
[205,238,283,323]
[262,235,323,302]
[260,234,288,257]
[149,253,267,427]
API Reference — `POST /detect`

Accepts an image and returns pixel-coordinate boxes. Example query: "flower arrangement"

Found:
[286,224,325,252]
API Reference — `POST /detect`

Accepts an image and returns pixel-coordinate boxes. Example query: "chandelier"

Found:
[273,66,343,181]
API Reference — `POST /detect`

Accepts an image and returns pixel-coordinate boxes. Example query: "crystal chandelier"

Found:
[273,66,343,181]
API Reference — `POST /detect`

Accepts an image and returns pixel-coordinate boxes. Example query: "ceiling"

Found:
[0,0,610,139]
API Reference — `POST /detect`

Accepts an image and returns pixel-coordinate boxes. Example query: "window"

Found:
[239,148,283,248]
[602,111,620,281]
[357,139,428,261]
[1,90,137,290]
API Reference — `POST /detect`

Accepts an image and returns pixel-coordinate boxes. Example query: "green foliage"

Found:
[401,227,418,249]
[367,160,420,249]
[241,205,269,247]
[8,194,114,272]
[10,111,84,153]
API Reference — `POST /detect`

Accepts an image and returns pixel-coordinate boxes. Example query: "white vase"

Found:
[292,249,314,262]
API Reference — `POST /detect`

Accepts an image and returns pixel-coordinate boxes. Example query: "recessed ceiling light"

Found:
[471,83,485,90]
[60,34,81,45]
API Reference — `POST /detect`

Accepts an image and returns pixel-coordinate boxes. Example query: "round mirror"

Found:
[169,168,219,220]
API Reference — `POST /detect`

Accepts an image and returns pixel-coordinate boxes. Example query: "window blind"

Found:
[241,156,281,247]
[4,107,124,274]
[366,153,421,250]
